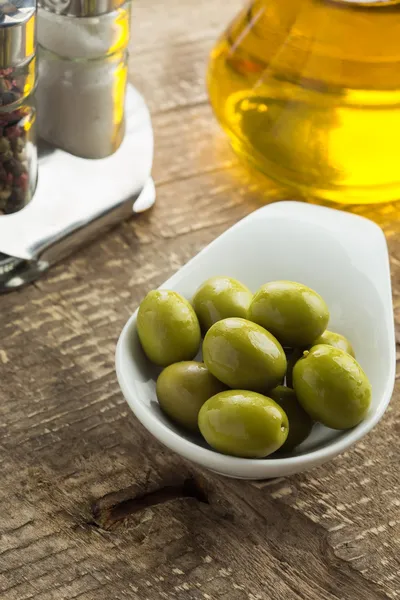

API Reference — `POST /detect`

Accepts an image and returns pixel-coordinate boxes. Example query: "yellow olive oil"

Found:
[207,0,400,204]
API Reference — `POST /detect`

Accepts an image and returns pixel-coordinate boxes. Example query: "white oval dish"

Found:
[116,201,396,480]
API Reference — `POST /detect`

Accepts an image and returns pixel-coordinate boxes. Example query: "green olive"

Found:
[293,345,372,430]
[192,276,253,333]
[156,362,226,432]
[203,317,287,392]
[249,281,329,347]
[137,290,201,366]
[269,386,314,452]
[198,390,289,458]
[311,330,355,357]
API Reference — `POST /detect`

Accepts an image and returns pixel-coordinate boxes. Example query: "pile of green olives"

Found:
[136,277,372,459]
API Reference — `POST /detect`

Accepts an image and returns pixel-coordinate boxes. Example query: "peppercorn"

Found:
[0,137,10,153]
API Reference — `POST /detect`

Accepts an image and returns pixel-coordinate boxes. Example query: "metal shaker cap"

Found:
[38,0,127,17]
[0,0,36,68]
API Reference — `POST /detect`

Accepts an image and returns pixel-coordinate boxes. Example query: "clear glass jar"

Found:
[0,59,37,214]
[208,0,400,205]
[37,2,131,159]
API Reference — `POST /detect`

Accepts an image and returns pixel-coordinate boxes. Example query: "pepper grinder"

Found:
[0,0,37,214]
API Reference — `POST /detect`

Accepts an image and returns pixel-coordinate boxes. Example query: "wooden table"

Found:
[1,1,400,598]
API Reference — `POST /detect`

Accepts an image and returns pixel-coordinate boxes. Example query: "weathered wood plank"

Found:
[0,0,399,598]
[131,0,241,53]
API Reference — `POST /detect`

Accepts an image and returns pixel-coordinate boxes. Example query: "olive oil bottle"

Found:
[207,0,400,204]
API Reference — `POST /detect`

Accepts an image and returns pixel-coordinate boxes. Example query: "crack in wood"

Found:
[90,477,209,530]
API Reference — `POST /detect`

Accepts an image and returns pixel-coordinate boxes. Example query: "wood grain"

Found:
[0,0,399,599]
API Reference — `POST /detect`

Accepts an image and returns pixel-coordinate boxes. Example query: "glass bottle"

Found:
[0,0,37,214]
[36,0,131,159]
[208,0,400,205]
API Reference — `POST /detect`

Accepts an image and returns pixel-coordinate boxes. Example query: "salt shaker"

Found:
[0,0,37,214]
[36,0,131,159]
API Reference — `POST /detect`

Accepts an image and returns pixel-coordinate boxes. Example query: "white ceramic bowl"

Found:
[116,201,396,479]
